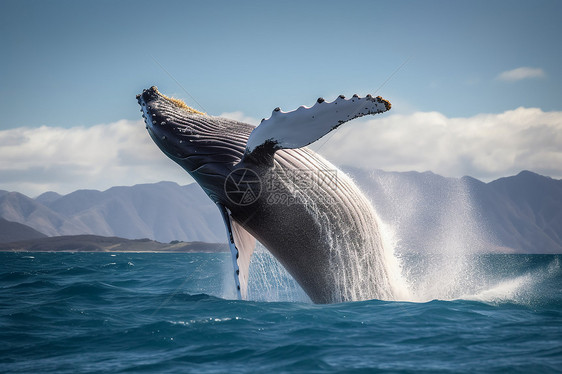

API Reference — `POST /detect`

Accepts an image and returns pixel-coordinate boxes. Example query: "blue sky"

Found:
[1,0,561,195]
[2,0,561,127]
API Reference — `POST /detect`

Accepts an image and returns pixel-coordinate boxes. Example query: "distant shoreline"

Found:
[0,235,229,253]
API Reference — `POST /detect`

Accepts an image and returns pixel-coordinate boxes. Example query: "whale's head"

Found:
[137,86,206,163]
[137,86,253,201]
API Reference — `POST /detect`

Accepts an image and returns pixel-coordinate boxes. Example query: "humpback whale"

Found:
[137,86,392,303]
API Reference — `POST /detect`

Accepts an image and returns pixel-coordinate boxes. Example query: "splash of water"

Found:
[368,171,553,304]
[247,243,310,302]
[243,168,551,305]
[459,274,533,304]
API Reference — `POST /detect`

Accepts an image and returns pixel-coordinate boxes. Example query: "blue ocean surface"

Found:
[1,251,561,373]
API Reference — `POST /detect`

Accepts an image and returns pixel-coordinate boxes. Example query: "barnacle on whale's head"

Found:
[136,86,206,115]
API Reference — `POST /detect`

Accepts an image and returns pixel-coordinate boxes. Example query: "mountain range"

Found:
[1,170,561,253]
[0,182,224,243]
[0,234,227,253]
[0,218,47,243]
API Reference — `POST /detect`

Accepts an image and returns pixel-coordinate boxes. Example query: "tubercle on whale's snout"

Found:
[136,86,206,116]
[136,85,159,104]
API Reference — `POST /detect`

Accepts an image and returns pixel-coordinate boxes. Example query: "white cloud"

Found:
[2,107,561,197]
[497,67,546,81]
[0,120,193,197]
[312,107,562,181]
[219,111,260,126]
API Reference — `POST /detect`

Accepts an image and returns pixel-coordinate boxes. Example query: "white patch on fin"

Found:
[230,218,255,299]
[216,203,256,300]
[244,94,391,158]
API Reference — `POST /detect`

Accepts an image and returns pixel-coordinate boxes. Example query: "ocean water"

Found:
[1,251,561,373]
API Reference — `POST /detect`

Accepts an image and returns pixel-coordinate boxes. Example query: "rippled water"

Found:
[1,252,561,373]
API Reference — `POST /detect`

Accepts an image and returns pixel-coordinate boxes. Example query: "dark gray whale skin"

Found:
[137,86,391,303]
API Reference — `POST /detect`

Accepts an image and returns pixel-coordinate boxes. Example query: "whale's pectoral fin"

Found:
[242,94,391,165]
[217,203,256,300]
